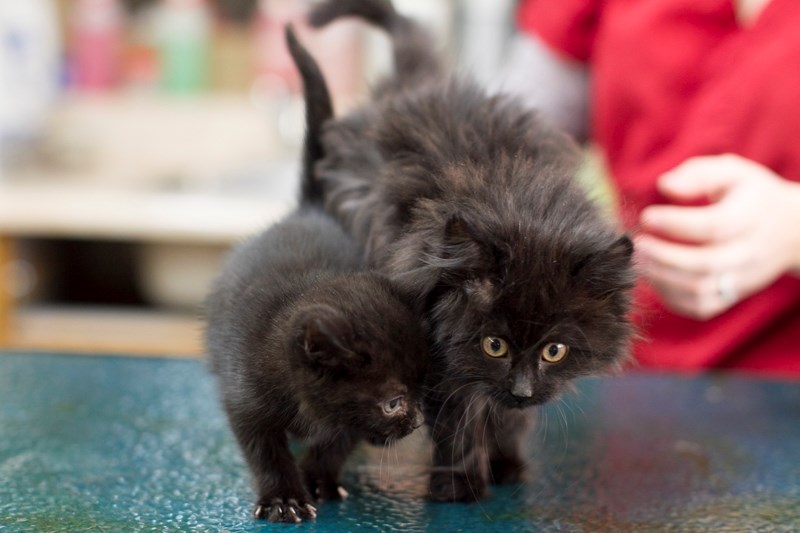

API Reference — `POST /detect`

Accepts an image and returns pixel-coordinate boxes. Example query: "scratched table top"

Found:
[1,351,799,532]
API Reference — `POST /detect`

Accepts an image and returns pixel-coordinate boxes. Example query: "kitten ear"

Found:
[294,305,367,373]
[571,233,635,293]
[572,234,633,272]
[441,213,507,282]
[612,234,634,259]
[444,214,473,244]
[464,277,496,310]
[603,234,635,269]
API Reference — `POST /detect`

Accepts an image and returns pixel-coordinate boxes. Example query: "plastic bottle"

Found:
[70,0,123,91]
[0,0,61,171]
[157,0,211,94]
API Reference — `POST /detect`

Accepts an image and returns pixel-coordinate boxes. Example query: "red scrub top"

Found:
[518,0,800,377]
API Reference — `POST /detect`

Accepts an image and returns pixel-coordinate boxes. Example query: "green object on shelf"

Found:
[156,0,211,94]
[1,352,799,532]
[161,38,208,93]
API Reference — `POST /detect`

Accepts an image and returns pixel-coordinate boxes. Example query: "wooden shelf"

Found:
[0,93,300,244]
[0,237,12,346]
[5,306,203,358]
[0,94,301,355]
[0,182,293,244]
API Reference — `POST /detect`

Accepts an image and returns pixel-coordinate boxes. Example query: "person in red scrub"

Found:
[505,0,800,377]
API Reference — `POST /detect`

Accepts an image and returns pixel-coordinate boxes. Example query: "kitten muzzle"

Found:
[510,367,534,398]
[500,389,552,409]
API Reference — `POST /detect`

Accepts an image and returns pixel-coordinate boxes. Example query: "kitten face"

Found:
[327,376,424,445]
[290,285,428,443]
[426,205,634,409]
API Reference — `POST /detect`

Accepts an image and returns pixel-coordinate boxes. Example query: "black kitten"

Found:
[307,0,636,502]
[205,28,428,523]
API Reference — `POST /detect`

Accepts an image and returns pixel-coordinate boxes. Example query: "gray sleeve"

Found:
[490,32,590,142]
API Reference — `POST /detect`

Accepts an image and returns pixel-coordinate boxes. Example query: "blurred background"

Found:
[0,0,517,356]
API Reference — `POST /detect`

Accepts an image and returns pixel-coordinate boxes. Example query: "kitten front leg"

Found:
[235,424,317,523]
[301,432,357,501]
[425,395,490,502]
[487,407,534,485]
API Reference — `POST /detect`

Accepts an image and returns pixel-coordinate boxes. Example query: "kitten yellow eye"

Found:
[542,343,569,363]
[482,336,509,358]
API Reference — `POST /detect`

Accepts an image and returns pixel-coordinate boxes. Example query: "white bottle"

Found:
[0,0,61,172]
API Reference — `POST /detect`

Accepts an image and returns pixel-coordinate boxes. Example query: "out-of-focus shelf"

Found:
[0,93,302,354]
[6,306,203,357]
[0,237,11,347]
[0,182,292,244]
[1,92,301,244]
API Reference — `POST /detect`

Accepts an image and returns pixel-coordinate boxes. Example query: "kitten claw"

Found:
[305,503,318,518]
[315,484,348,501]
[307,477,349,501]
[254,497,317,523]
[267,506,283,522]
[286,506,300,523]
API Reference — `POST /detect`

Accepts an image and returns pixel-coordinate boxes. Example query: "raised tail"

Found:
[285,25,334,205]
[309,0,445,91]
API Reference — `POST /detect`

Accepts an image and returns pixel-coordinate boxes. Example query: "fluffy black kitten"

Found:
[205,28,428,523]
[307,0,636,502]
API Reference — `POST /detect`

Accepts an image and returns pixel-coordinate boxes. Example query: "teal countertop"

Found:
[1,352,799,532]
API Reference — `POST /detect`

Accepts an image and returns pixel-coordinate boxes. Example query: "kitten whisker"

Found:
[454,391,475,503]
[422,374,482,395]
[460,396,491,517]
[541,405,549,444]
[379,434,390,488]
[555,400,570,462]
[572,323,598,361]
[428,381,482,442]
[393,437,401,472]
[482,400,494,485]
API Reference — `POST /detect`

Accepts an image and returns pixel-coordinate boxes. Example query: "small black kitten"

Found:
[307,0,636,502]
[205,28,427,523]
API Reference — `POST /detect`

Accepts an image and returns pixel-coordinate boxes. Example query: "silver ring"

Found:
[716,273,737,306]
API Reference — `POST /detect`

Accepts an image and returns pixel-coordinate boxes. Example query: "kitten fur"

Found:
[307,0,636,502]
[205,27,428,523]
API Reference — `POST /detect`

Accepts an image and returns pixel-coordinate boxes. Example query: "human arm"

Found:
[489,0,603,142]
[492,32,590,142]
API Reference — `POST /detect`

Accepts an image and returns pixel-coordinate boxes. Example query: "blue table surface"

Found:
[1,351,799,532]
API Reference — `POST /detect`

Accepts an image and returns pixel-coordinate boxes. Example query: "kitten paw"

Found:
[489,458,528,485]
[317,484,349,501]
[306,477,349,501]
[253,497,317,523]
[428,471,487,502]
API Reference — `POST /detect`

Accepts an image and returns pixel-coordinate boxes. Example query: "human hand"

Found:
[636,154,800,320]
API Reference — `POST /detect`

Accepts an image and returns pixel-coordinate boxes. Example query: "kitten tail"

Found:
[285,25,334,205]
[308,0,445,90]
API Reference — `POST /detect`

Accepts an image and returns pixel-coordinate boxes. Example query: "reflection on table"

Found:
[1,351,798,532]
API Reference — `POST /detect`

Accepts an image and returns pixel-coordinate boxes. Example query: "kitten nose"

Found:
[510,367,533,398]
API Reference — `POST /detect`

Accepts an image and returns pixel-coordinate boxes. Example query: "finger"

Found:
[635,235,745,275]
[657,154,745,202]
[641,260,714,300]
[653,287,726,321]
[640,201,749,244]
[642,267,729,320]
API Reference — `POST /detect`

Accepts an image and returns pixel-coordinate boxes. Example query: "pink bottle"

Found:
[252,0,362,106]
[253,0,305,95]
[70,0,124,91]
